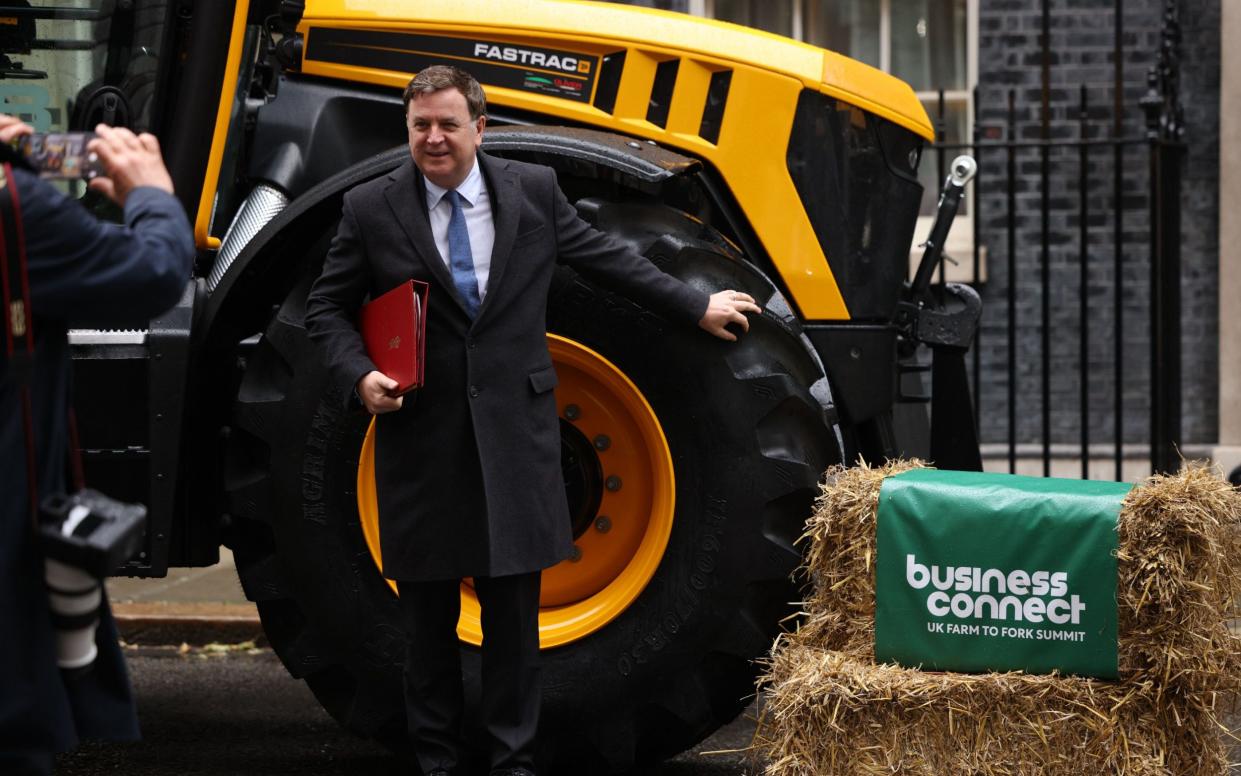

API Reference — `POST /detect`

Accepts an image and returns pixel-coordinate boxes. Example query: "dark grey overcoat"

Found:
[305,152,708,581]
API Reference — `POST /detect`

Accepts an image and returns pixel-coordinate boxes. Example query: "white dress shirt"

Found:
[423,158,495,299]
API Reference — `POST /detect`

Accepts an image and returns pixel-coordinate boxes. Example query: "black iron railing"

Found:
[920,0,1184,480]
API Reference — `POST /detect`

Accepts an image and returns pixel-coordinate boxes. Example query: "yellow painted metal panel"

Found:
[820,53,930,138]
[193,0,251,250]
[612,47,662,121]
[714,67,849,319]
[665,58,713,137]
[299,0,932,138]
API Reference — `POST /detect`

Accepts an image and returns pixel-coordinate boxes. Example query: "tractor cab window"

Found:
[787,89,925,321]
[0,2,169,134]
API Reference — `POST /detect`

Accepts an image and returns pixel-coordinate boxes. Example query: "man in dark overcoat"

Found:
[304,65,758,776]
[0,115,194,775]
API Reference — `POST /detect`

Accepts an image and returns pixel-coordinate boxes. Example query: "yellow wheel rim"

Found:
[357,333,675,648]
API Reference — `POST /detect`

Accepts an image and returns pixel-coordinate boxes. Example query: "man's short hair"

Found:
[403,65,487,120]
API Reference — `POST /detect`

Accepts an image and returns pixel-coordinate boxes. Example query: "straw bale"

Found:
[794,461,1241,693]
[1116,466,1241,690]
[756,639,1234,776]
[795,458,924,655]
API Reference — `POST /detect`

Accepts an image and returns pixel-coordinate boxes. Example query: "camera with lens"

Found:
[39,490,146,671]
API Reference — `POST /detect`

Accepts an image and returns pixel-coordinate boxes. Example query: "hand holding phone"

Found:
[86,124,174,205]
[0,114,33,145]
[14,132,104,180]
[0,116,175,206]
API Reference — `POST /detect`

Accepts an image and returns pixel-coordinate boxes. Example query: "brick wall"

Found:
[971,0,1219,446]
[601,0,1222,447]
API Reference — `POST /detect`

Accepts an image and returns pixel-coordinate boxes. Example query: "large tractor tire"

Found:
[225,163,839,773]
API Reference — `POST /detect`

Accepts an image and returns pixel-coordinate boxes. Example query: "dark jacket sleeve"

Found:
[547,168,710,327]
[16,170,195,323]
[304,192,377,401]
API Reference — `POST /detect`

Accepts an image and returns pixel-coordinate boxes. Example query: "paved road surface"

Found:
[55,646,762,776]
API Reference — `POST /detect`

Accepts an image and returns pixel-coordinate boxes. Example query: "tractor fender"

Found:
[199,146,404,357]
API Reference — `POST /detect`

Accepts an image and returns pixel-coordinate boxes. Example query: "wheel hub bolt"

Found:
[565,404,581,421]
[569,546,583,562]
[593,434,611,451]
[605,475,622,492]
[595,515,612,533]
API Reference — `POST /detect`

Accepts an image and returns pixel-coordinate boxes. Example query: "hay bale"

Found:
[757,639,1231,776]
[1116,466,1241,689]
[795,458,925,655]
[756,462,1241,775]
[795,461,1241,692]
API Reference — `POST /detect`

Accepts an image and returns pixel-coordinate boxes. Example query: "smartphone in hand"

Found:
[14,132,104,180]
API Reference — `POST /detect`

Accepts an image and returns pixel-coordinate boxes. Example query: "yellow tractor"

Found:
[2,0,976,771]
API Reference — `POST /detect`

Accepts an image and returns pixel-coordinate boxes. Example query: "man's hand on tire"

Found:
[698,290,762,342]
[357,370,404,414]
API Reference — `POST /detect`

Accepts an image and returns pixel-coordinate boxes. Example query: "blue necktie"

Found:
[445,189,481,319]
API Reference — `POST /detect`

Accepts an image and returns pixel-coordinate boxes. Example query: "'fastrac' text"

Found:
[906,554,1087,625]
[473,44,581,73]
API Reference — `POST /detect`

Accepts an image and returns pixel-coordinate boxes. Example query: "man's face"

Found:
[406,87,485,190]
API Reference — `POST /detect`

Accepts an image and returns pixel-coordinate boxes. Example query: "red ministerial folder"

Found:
[360,279,428,395]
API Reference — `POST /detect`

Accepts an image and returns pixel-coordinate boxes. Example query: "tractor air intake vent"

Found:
[593,50,625,114]
[699,70,731,144]
[646,59,679,128]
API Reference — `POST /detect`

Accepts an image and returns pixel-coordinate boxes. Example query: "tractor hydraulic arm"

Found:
[893,155,981,351]
[892,155,984,471]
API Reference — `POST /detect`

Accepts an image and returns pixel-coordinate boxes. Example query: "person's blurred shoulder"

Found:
[5,162,59,199]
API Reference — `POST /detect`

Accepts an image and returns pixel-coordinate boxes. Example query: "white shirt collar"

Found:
[423,155,484,210]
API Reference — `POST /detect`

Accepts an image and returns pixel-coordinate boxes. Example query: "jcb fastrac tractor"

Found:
[2,0,979,771]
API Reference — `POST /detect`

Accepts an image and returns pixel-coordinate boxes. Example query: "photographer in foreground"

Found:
[0,114,194,775]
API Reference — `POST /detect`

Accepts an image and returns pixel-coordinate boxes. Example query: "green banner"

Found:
[874,469,1131,678]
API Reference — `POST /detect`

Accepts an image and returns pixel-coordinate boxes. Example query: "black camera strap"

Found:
[0,161,41,528]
